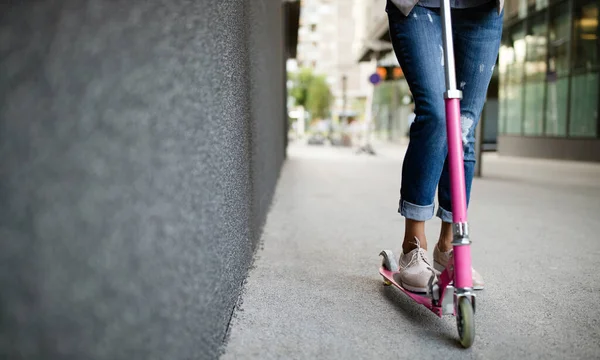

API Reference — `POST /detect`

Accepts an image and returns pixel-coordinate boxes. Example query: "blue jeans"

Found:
[386,1,503,222]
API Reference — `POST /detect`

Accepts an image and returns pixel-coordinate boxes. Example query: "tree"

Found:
[288,68,332,120]
[306,75,332,119]
[289,68,313,108]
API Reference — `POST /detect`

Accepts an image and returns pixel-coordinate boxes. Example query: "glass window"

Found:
[525,14,548,81]
[572,0,599,71]
[545,77,570,135]
[523,14,547,136]
[319,4,332,15]
[536,0,549,11]
[549,2,571,77]
[546,2,571,136]
[519,0,529,19]
[505,0,520,19]
[523,82,546,134]
[504,24,527,135]
[569,0,599,137]
[569,73,598,136]
[499,35,510,134]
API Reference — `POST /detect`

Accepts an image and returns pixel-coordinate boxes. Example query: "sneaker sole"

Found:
[400,282,428,294]
[394,273,428,293]
[433,261,484,291]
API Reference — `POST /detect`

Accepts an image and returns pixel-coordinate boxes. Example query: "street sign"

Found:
[369,73,381,85]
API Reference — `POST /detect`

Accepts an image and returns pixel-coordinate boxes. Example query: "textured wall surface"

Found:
[0,1,285,359]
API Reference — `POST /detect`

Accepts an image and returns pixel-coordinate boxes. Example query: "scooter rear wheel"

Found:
[457,297,475,348]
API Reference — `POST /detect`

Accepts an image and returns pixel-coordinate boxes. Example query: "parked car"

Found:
[307,133,326,145]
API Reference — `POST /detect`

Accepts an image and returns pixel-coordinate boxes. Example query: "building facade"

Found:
[498,0,600,161]
[295,0,372,120]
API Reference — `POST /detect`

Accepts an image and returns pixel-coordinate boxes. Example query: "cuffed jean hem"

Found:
[398,199,435,221]
[436,206,453,223]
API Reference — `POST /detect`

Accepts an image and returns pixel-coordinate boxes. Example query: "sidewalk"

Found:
[222,141,600,359]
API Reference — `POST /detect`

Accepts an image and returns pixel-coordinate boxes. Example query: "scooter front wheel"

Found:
[456,297,475,348]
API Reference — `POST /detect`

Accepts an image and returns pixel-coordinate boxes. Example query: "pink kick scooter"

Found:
[379,0,476,348]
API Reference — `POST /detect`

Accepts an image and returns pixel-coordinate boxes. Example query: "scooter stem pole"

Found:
[440,0,468,224]
[441,0,472,293]
[441,0,458,94]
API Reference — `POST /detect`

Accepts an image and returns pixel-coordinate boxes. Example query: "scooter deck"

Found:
[380,267,444,317]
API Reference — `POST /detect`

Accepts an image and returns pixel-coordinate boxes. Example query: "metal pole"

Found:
[357,53,377,155]
[441,0,459,97]
[565,0,575,138]
[339,74,347,145]
[342,74,348,123]
[390,80,397,141]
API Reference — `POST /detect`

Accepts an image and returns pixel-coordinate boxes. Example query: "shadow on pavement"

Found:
[379,284,464,349]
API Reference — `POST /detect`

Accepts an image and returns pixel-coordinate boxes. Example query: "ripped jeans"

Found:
[386,1,503,223]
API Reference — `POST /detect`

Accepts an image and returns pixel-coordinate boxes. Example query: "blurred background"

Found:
[1,1,599,359]
[289,0,599,159]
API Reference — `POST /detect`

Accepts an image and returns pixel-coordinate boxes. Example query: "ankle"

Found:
[403,237,427,254]
[436,241,452,253]
[404,219,426,253]
[438,222,453,252]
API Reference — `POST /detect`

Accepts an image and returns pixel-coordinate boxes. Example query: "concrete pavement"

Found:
[222,141,600,359]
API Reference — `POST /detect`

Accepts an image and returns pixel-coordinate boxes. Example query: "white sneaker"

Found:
[396,238,436,293]
[433,243,484,290]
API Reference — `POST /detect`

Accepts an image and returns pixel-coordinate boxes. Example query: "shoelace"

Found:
[404,237,431,268]
[403,241,438,292]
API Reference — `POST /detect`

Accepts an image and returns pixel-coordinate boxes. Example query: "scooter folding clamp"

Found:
[452,222,471,246]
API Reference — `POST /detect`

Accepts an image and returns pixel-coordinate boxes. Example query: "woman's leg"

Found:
[436,2,504,251]
[387,2,448,254]
[431,3,503,290]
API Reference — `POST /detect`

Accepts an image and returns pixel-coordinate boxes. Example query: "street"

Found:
[223,141,600,359]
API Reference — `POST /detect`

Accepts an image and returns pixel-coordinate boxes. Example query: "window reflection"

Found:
[572,0,598,71]
[524,14,548,136]
[502,25,526,135]
[570,0,599,137]
[546,2,570,136]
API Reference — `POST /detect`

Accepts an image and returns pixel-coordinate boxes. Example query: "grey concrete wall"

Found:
[0,1,285,359]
